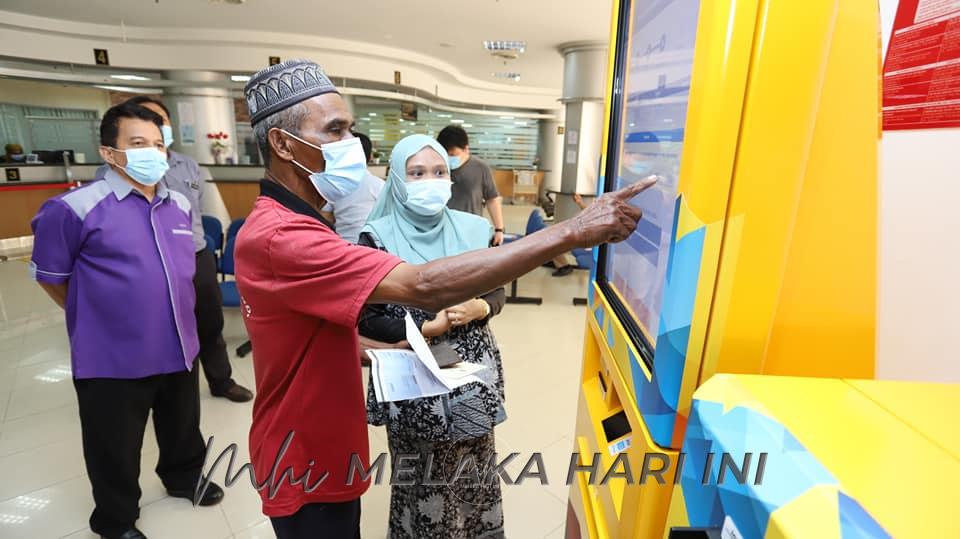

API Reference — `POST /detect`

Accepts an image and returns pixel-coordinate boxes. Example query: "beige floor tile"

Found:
[0,403,80,457]
[60,528,98,539]
[502,477,567,538]
[136,495,232,539]
[4,360,76,421]
[219,477,268,536]
[0,438,86,502]
[0,476,94,539]
[544,522,567,538]
[231,519,275,539]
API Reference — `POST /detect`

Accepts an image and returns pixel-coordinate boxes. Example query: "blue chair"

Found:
[220,218,246,281]
[204,233,217,253]
[503,210,546,243]
[202,215,224,253]
[218,218,251,357]
[203,234,220,272]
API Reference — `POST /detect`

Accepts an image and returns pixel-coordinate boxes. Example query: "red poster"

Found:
[883,0,960,130]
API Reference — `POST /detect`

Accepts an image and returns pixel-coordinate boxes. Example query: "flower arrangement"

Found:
[207,131,230,164]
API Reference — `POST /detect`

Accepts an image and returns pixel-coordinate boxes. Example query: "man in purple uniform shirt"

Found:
[30,102,224,539]
[94,96,253,403]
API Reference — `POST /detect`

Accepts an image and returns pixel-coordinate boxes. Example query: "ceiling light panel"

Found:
[483,41,527,53]
[492,72,521,82]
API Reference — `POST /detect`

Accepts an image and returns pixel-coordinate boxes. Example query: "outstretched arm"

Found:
[370,176,657,312]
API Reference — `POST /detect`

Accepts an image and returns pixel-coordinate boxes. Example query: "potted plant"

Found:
[207,131,230,164]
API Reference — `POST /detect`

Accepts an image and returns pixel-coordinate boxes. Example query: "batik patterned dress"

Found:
[360,234,508,539]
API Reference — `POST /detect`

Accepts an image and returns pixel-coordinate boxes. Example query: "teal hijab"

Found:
[361,134,492,263]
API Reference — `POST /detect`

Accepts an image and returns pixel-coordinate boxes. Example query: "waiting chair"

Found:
[220,218,246,281]
[204,234,217,254]
[202,215,224,254]
[219,218,252,358]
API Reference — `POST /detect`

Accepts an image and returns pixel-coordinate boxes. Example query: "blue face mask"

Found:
[161,125,175,148]
[448,155,463,170]
[285,131,366,203]
[405,179,452,216]
[114,147,169,186]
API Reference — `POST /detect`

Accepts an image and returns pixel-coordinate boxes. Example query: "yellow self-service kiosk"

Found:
[566,0,960,537]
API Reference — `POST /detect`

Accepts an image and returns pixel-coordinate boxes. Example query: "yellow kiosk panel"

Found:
[665,375,960,538]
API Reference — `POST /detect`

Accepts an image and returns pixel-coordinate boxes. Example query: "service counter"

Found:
[1,164,100,239]
[492,168,545,202]
[1,163,545,241]
[210,179,262,219]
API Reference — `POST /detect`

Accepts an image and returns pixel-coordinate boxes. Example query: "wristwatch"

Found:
[494,228,504,233]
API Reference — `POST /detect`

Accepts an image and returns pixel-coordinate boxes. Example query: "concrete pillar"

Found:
[538,108,566,198]
[162,70,238,165]
[556,41,608,222]
[341,94,356,117]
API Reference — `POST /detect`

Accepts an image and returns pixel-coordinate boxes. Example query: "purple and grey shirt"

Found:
[30,169,200,379]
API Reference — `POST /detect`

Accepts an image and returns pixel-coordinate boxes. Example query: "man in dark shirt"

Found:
[437,125,506,245]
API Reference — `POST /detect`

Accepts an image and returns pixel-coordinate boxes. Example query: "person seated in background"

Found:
[437,125,506,245]
[31,102,224,539]
[1,143,25,163]
[95,96,253,404]
[358,134,508,538]
[319,131,384,243]
[550,193,591,276]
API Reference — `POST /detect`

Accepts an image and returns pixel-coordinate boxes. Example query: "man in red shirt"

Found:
[235,59,654,538]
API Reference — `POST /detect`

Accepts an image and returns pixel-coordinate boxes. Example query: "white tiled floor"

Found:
[0,204,591,538]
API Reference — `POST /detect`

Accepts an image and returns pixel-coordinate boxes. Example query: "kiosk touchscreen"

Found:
[598,0,700,367]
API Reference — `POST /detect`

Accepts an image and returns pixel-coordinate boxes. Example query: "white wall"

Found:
[877,0,960,382]
[0,79,111,115]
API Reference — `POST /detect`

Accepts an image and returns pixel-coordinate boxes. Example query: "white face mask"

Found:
[405,179,452,216]
[283,131,367,202]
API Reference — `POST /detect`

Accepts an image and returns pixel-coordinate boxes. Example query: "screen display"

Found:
[601,0,701,347]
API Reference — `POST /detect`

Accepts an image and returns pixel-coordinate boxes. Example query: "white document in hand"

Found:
[437,361,488,389]
[404,312,453,389]
[368,349,449,403]
[367,312,459,403]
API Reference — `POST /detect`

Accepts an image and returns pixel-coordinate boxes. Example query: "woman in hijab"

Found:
[359,134,507,538]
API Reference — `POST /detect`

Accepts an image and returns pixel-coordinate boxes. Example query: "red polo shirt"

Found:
[235,180,401,517]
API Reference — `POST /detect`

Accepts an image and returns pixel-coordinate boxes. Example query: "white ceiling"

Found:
[0,0,612,91]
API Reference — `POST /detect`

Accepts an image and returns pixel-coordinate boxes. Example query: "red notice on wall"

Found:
[883,0,960,130]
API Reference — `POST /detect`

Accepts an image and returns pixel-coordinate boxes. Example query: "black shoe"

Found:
[100,528,147,539]
[552,265,575,277]
[211,383,253,403]
[167,481,224,507]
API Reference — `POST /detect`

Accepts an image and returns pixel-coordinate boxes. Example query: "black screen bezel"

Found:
[595,0,658,371]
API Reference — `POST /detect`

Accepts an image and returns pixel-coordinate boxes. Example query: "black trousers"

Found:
[194,248,234,392]
[270,500,362,539]
[74,368,207,536]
